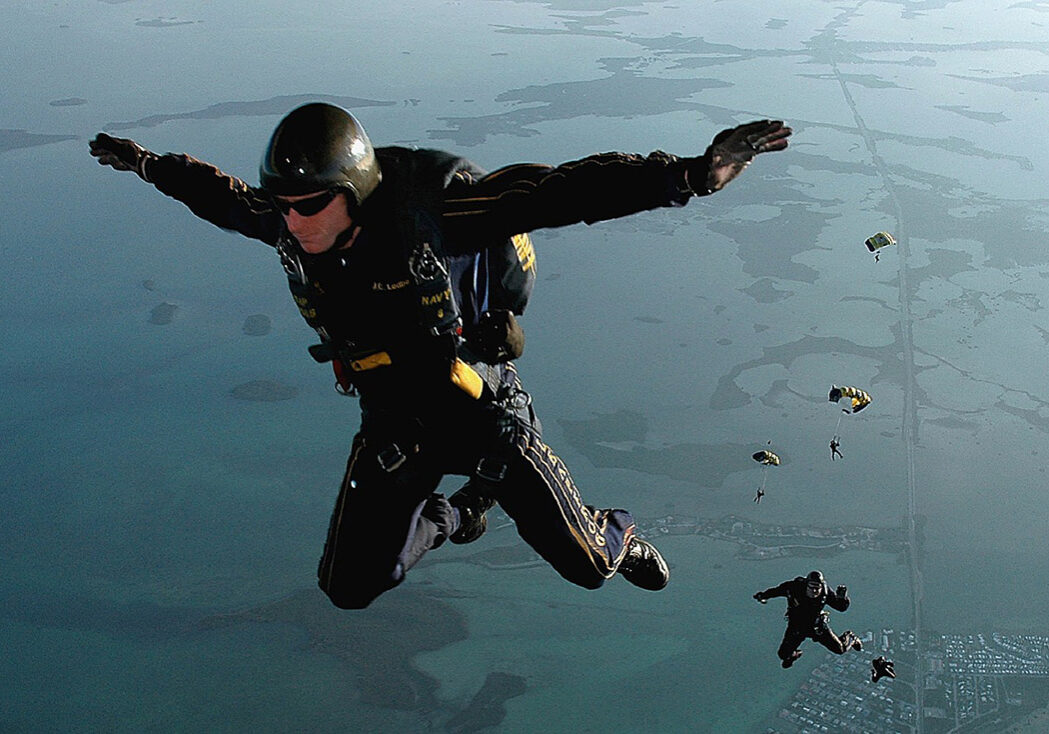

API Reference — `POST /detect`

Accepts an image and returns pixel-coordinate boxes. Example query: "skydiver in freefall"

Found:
[754,570,862,668]
[754,488,765,503]
[90,102,792,609]
[871,656,896,682]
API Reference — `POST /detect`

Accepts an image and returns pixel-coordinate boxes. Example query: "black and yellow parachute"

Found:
[829,385,872,414]
[752,443,779,495]
[864,231,896,254]
[752,449,781,466]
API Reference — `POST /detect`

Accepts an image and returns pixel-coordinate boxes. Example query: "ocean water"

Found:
[3,0,1048,731]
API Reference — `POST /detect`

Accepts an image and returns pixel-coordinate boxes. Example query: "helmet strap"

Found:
[333,224,362,251]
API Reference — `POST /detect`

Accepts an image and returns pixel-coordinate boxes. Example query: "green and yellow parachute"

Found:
[864,231,896,253]
[829,385,872,414]
[752,449,781,466]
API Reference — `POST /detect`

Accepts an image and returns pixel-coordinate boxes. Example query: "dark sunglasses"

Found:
[273,189,339,217]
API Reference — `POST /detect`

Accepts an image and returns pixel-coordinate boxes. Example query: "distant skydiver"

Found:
[871,656,896,682]
[89,101,791,609]
[864,231,896,263]
[754,570,862,668]
[754,488,765,503]
[830,437,843,461]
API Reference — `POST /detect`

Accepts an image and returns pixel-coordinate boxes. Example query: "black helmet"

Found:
[805,570,825,597]
[259,103,381,203]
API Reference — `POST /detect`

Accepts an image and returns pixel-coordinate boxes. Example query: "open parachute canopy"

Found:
[864,231,896,253]
[829,385,872,413]
[752,449,781,466]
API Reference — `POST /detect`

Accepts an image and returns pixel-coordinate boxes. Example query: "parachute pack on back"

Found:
[378,146,537,333]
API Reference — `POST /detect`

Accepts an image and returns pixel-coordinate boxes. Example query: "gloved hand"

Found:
[687,120,792,195]
[465,309,525,363]
[753,592,767,604]
[89,132,156,181]
[836,585,848,598]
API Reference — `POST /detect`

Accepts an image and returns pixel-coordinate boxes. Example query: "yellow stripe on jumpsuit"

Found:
[316,359,635,609]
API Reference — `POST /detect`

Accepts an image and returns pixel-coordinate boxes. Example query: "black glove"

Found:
[464,309,525,363]
[836,585,848,599]
[686,120,792,195]
[753,592,767,604]
[89,132,156,181]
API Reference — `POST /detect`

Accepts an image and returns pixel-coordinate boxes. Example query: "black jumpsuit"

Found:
[144,145,698,609]
[759,577,853,661]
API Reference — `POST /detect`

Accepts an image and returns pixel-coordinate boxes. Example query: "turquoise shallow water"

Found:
[4,0,1049,731]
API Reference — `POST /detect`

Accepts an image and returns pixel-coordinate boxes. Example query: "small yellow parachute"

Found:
[829,385,872,414]
[864,231,896,253]
[752,449,781,466]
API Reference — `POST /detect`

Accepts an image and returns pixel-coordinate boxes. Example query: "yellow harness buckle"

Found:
[450,359,483,399]
[348,351,392,372]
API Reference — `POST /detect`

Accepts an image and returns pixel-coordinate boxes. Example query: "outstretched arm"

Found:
[755,580,792,602]
[89,133,283,246]
[441,119,791,244]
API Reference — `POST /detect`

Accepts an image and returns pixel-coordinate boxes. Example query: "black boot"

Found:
[448,484,496,544]
[782,650,803,668]
[617,537,670,591]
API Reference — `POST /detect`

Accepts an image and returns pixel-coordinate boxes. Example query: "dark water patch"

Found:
[498,0,651,11]
[839,295,897,314]
[881,248,977,303]
[200,587,466,711]
[711,332,922,411]
[5,588,201,640]
[741,277,794,303]
[453,542,543,570]
[945,291,993,326]
[242,314,272,336]
[892,186,1049,270]
[996,400,1049,434]
[1000,290,1042,312]
[230,379,297,401]
[0,129,76,154]
[104,94,397,131]
[634,315,664,324]
[901,55,936,67]
[135,18,198,27]
[558,409,757,486]
[717,338,731,345]
[789,120,1031,172]
[142,279,156,291]
[935,105,1009,124]
[445,672,529,734]
[925,416,981,432]
[753,323,769,332]
[430,70,731,146]
[1035,325,1049,345]
[758,379,810,410]
[798,72,908,90]
[765,18,788,29]
[951,72,1049,94]
[707,202,827,285]
[148,302,178,325]
[49,98,87,107]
